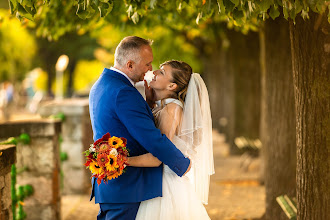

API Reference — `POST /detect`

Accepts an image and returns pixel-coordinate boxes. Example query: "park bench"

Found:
[276,194,297,220]
[235,136,262,171]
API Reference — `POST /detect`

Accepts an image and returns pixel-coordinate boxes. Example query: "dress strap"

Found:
[155,98,183,109]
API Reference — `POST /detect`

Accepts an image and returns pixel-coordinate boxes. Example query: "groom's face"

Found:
[133,45,153,82]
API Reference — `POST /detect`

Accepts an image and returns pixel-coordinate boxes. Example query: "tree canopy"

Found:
[8,0,329,40]
[0,9,36,82]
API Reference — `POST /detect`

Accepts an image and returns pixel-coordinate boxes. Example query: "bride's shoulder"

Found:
[163,102,183,116]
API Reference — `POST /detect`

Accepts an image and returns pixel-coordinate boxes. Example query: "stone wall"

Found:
[38,98,93,194]
[0,120,61,220]
[0,145,16,220]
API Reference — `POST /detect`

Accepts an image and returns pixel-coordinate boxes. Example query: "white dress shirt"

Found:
[110,67,135,86]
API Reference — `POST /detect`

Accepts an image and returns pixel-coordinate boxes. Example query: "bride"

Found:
[128,60,214,219]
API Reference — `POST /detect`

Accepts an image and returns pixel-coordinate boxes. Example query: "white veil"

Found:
[178,73,215,204]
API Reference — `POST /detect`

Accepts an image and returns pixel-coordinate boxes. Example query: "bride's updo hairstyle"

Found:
[161,60,192,104]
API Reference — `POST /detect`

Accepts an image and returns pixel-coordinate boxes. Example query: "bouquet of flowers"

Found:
[83,133,129,185]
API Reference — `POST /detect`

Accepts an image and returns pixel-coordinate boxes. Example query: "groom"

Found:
[89,36,191,220]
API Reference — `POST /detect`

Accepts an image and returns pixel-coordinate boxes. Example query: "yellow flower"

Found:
[89,161,104,175]
[107,169,122,180]
[108,136,123,149]
[106,154,119,172]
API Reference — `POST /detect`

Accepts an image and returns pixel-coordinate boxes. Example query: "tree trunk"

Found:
[227,30,261,154]
[202,43,231,133]
[66,60,76,97]
[289,12,329,220]
[260,17,296,220]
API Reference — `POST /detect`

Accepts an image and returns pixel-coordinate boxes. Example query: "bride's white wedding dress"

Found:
[136,98,211,220]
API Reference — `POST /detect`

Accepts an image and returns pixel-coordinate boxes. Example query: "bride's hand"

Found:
[144,80,156,108]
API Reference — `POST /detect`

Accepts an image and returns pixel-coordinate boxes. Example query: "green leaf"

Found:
[131,11,139,24]
[289,7,297,21]
[76,3,94,19]
[23,184,34,197]
[50,112,66,121]
[229,0,239,7]
[21,0,34,7]
[19,133,31,145]
[8,0,17,14]
[60,152,69,161]
[16,2,34,21]
[259,0,272,12]
[233,9,244,26]
[269,5,280,20]
[24,5,37,16]
[98,1,113,17]
[0,137,17,145]
[150,0,157,9]
[223,0,236,13]
[294,0,303,14]
[217,0,226,14]
[126,4,134,17]
[283,4,289,20]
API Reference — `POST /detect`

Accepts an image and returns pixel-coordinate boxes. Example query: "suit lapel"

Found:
[102,68,155,121]
[102,68,134,88]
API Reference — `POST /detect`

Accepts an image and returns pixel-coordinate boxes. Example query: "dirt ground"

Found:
[61,131,265,220]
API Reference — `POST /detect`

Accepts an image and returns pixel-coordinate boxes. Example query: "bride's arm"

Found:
[127,153,162,167]
[128,103,183,167]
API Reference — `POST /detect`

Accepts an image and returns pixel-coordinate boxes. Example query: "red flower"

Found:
[84,154,95,167]
[94,133,111,146]
[121,138,127,147]
[84,160,91,167]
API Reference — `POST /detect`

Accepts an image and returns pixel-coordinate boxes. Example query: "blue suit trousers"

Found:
[97,202,140,220]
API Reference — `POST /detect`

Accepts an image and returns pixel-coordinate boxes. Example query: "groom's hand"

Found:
[144,80,156,108]
[183,158,192,176]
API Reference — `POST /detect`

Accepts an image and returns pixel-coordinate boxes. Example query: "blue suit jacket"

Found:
[89,68,190,203]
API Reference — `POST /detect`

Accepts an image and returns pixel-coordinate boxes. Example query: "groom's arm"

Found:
[115,87,190,177]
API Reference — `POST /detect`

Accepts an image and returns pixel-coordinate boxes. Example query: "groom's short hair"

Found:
[115,36,153,67]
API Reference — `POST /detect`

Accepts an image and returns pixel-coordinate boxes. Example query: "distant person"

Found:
[89,36,191,220]
[129,60,214,219]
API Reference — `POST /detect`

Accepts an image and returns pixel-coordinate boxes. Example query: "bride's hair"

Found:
[161,60,192,104]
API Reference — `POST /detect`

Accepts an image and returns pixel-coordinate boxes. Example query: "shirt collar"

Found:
[110,67,135,86]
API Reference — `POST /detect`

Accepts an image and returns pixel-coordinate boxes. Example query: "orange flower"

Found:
[107,170,121,180]
[108,136,123,149]
[97,153,109,167]
[97,143,111,153]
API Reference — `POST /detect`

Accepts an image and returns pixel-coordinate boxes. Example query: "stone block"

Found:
[25,205,58,220]
[0,176,4,189]
[0,145,16,176]
[61,117,82,141]
[17,176,53,206]
[16,139,56,175]
[0,119,61,138]
[61,141,84,167]
[38,99,93,194]
[0,121,61,220]
[2,172,11,210]
[38,99,90,117]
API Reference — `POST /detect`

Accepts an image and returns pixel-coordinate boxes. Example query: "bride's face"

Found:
[149,65,176,91]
